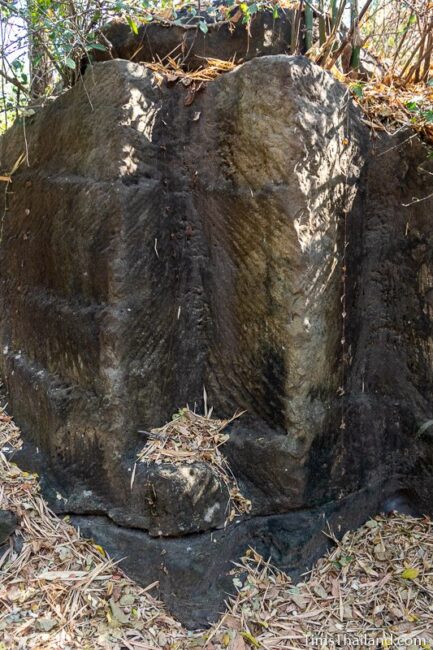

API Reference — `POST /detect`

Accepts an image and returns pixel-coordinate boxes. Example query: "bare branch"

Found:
[0,67,29,96]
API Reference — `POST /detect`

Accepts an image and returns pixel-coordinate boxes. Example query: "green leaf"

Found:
[351,83,364,99]
[88,43,107,52]
[11,59,24,71]
[199,20,208,34]
[401,567,419,580]
[65,57,76,70]
[126,16,139,35]
[241,631,261,648]
[405,101,418,112]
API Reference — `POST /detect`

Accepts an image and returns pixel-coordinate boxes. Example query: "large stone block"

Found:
[1,55,432,626]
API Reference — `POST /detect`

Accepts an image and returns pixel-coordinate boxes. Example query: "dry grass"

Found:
[342,72,433,143]
[141,54,433,147]
[142,57,237,107]
[2,404,433,649]
[145,56,236,83]
[137,408,251,522]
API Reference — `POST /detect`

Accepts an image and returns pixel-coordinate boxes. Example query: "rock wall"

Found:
[0,55,432,627]
[89,11,296,71]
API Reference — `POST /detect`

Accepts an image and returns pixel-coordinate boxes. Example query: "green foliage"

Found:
[126,15,139,34]
[305,3,314,51]
[330,0,338,26]
[1,0,432,132]
[350,82,364,98]
[406,100,433,124]
[1,0,283,124]
[349,0,361,70]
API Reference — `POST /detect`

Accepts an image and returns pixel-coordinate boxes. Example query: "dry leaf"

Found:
[374,543,387,561]
[229,634,247,650]
[35,618,57,632]
[109,597,129,625]
[313,584,328,599]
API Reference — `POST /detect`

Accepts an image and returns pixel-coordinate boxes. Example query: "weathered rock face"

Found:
[0,54,432,627]
[89,11,296,71]
[0,510,17,545]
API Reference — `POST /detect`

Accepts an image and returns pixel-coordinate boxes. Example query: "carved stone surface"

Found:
[0,54,432,627]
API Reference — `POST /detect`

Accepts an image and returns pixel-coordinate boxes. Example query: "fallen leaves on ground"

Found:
[2,405,433,649]
[0,413,185,649]
[217,517,433,649]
